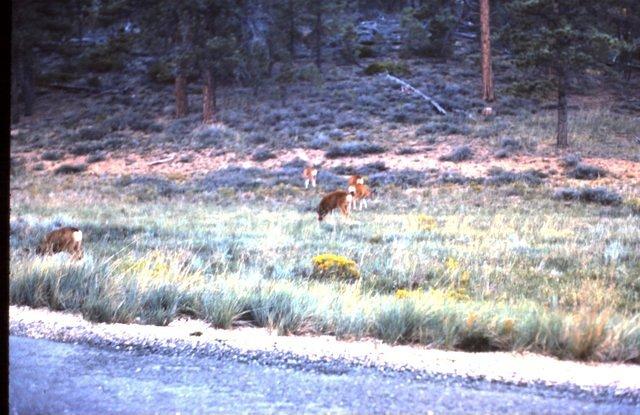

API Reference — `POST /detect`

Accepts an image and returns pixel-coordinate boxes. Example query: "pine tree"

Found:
[503,0,616,148]
[479,0,494,102]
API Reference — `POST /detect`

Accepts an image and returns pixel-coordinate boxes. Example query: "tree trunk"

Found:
[202,68,216,124]
[313,10,322,70]
[479,0,494,102]
[175,71,188,118]
[21,48,35,117]
[556,65,568,148]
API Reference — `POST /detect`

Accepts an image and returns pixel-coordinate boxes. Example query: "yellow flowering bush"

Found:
[409,213,438,232]
[311,253,360,281]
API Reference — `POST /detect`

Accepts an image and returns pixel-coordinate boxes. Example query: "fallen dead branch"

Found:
[384,74,447,115]
[147,155,175,166]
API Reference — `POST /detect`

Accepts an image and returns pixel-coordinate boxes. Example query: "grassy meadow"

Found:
[9,171,640,363]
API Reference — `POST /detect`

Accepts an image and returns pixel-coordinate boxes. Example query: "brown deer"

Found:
[317,190,355,221]
[302,166,318,189]
[348,183,372,211]
[347,175,365,186]
[36,226,83,260]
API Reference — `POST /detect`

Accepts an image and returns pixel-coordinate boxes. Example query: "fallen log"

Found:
[383,74,447,115]
[147,155,175,166]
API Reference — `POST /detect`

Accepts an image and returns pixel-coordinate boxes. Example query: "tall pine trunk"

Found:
[175,70,188,118]
[202,68,216,124]
[556,65,568,148]
[479,0,494,102]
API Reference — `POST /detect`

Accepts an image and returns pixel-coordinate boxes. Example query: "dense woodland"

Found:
[11,0,640,148]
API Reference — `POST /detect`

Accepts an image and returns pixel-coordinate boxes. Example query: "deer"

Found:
[302,166,318,189]
[348,183,372,211]
[36,226,83,260]
[347,175,365,186]
[317,189,355,221]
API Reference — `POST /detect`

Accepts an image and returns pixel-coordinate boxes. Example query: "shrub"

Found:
[325,142,386,158]
[439,171,471,185]
[41,151,64,161]
[309,132,330,149]
[246,133,269,145]
[499,137,522,151]
[199,167,266,190]
[553,187,622,205]
[439,145,473,162]
[252,149,276,162]
[568,163,607,180]
[86,152,106,163]
[561,153,582,167]
[77,126,108,141]
[147,60,174,84]
[397,147,419,155]
[70,141,105,155]
[54,164,87,175]
[484,167,545,186]
[363,61,411,77]
[494,149,510,159]
[369,169,427,188]
[311,253,360,281]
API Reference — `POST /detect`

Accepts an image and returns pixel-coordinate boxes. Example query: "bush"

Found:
[553,187,622,205]
[494,149,510,159]
[625,198,640,214]
[369,169,428,188]
[363,61,411,77]
[439,171,471,185]
[54,164,87,175]
[199,167,266,190]
[86,152,106,163]
[309,133,331,149]
[147,60,174,84]
[325,142,386,158]
[252,149,276,162]
[568,163,607,180]
[484,167,545,186]
[439,145,473,162]
[311,254,360,281]
[41,151,64,161]
[77,126,108,141]
[499,137,522,151]
[562,154,582,168]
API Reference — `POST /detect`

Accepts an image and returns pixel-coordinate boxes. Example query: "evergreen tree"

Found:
[503,0,616,147]
[12,0,89,121]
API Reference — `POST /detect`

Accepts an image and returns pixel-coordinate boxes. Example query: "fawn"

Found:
[302,166,318,189]
[348,183,371,211]
[317,190,355,221]
[36,226,83,260]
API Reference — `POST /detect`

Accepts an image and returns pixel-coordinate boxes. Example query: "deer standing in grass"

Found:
[302,166,318,189]
[348,183,372,211]
[317,190,355,221]
[36,226,83,260]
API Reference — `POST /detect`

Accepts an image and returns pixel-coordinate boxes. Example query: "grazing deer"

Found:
[302,166,318,189]
[36,226,83,260]
[348,183,371,211]
[317,190,355,221]
[347,175,365,186]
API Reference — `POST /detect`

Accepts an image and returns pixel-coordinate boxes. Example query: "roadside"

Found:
[10,305,640,404]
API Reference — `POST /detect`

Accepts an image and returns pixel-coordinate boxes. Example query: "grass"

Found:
[9,172,640,363]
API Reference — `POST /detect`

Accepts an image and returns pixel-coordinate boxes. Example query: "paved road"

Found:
[9,336,640,414]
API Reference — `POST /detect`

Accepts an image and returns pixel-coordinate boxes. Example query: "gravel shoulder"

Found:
[10,305,640,403]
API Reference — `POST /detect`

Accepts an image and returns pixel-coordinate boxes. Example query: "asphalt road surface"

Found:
[9,336,640,414]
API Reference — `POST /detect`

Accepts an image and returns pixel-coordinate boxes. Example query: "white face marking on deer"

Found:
[356,177,364,185]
